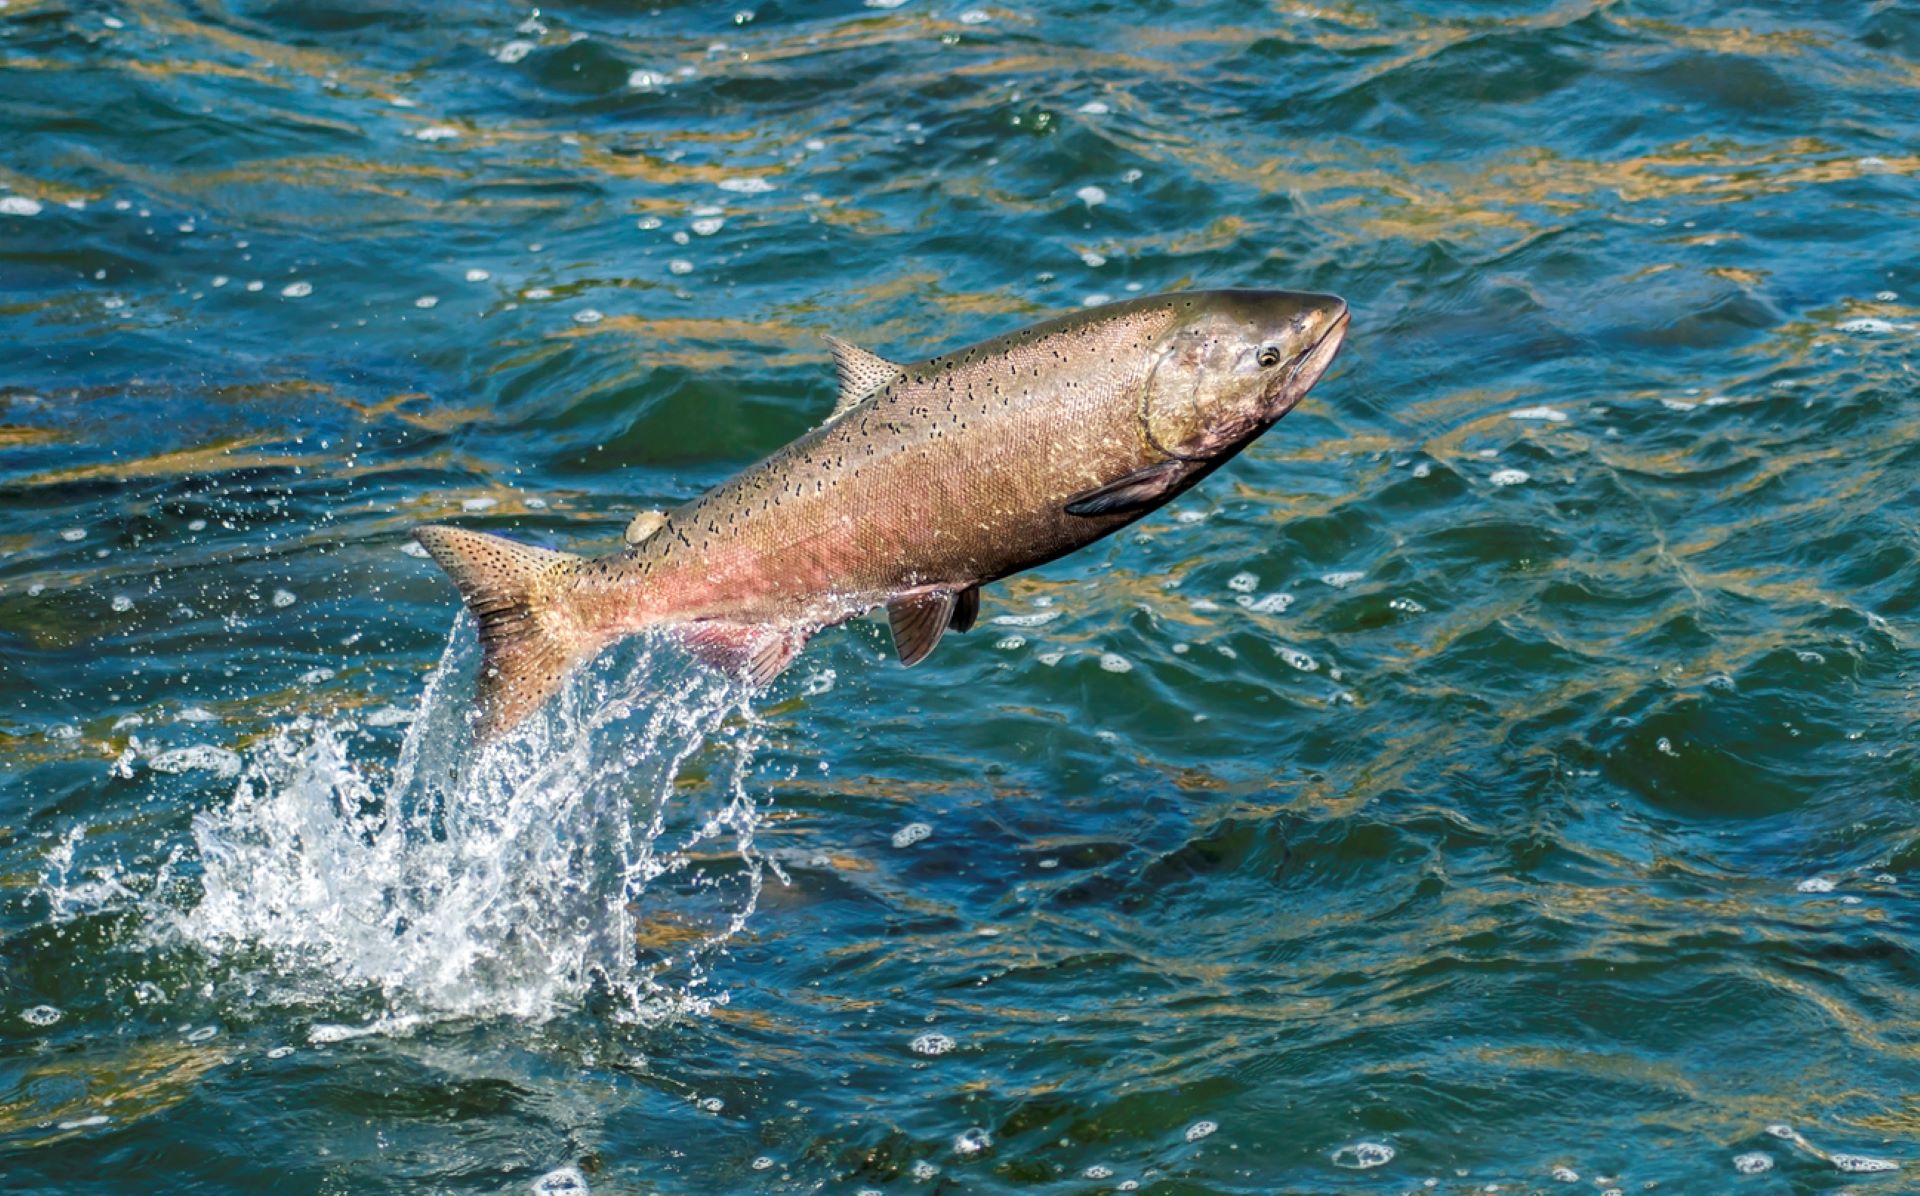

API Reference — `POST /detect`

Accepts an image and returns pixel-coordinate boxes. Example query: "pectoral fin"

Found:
[887,591,956,667]
[1064,459,1194,517]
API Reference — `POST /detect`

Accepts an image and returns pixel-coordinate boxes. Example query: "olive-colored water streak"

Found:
[2,0,1917,1192]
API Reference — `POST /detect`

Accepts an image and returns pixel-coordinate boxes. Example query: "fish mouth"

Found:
[1283,303,1350,395]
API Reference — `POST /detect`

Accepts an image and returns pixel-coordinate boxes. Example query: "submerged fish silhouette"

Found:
[415,288,1350,739]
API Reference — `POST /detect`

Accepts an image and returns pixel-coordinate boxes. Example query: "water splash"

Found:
[172,621,772,1027]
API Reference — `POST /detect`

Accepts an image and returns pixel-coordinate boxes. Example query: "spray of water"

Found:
[173,621,772,1028]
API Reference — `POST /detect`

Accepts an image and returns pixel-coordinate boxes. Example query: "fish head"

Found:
[1141,289,1350,460]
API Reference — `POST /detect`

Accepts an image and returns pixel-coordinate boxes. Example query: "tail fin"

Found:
[413,525,590,740]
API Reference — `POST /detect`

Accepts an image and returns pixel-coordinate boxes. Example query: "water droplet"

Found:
[111,595,133,612]
[272,589,296,608]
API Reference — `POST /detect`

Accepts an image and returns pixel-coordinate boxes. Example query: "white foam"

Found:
[1732,1153,1773,1174]
[668,259,693,275]
[911,1032,955,1056]
[1490,468,1530,486]
[953,1128,991,1155]
[864,0,908,7]
[572,309,604,325]
[1831,1153,1898,1173]
[1509,406,1568,422]
[988,610,1059,627]
[272,589,296,608]
[414,125,461,142]
[717,176,775,194]
[22,1004,62,1026]
[1796,877,1836,893]
[532,1167,590,1194]
[494,40,535,64]
[414,295,439,309]
[1331,1142,1394,1169]
[461,497,498,512]
[1075,185,1107,207]
[1078,100,1110,115]
[465,268,490,282]
[1837,318,1895,334]
[628,69,671,89]
[60,527,86,542]
[148,745,243,778]
[0,196,42,216]
[891,822,933,848]
[1184,1120,1217,1142]
[1321,570,1365,588]
[691,216,725,236]
[1098,653,1132,673]
[280,281,312,298]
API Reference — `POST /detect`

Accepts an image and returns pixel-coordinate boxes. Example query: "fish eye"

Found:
[1257,346,1283,368]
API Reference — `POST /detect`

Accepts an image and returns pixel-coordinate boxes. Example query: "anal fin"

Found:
[1064,459,1195,518]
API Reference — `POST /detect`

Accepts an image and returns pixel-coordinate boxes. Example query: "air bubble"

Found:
[1185,1120,1217,1142]
[1732,1153,1772,1174]
[22,1005,62,1026]
[953,1128,991,1155]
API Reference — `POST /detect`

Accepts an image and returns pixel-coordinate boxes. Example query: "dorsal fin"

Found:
[624,509,667,546]
[887,590,956,667]
[824,335,904,420]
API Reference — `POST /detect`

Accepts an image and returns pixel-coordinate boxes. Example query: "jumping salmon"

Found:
[415,288,1350,738]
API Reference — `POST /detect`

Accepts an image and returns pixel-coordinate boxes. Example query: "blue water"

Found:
[3,1,1918,1191]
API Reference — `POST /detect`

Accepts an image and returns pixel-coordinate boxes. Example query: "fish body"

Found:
[416,288,1350,737]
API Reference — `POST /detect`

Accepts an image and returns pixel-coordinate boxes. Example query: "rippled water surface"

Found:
[4,1,1919,1191]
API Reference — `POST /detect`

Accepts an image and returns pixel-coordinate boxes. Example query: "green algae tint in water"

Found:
[1,1,1918,1192]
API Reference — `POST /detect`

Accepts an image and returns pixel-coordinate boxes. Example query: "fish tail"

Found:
[412,524,592,740]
